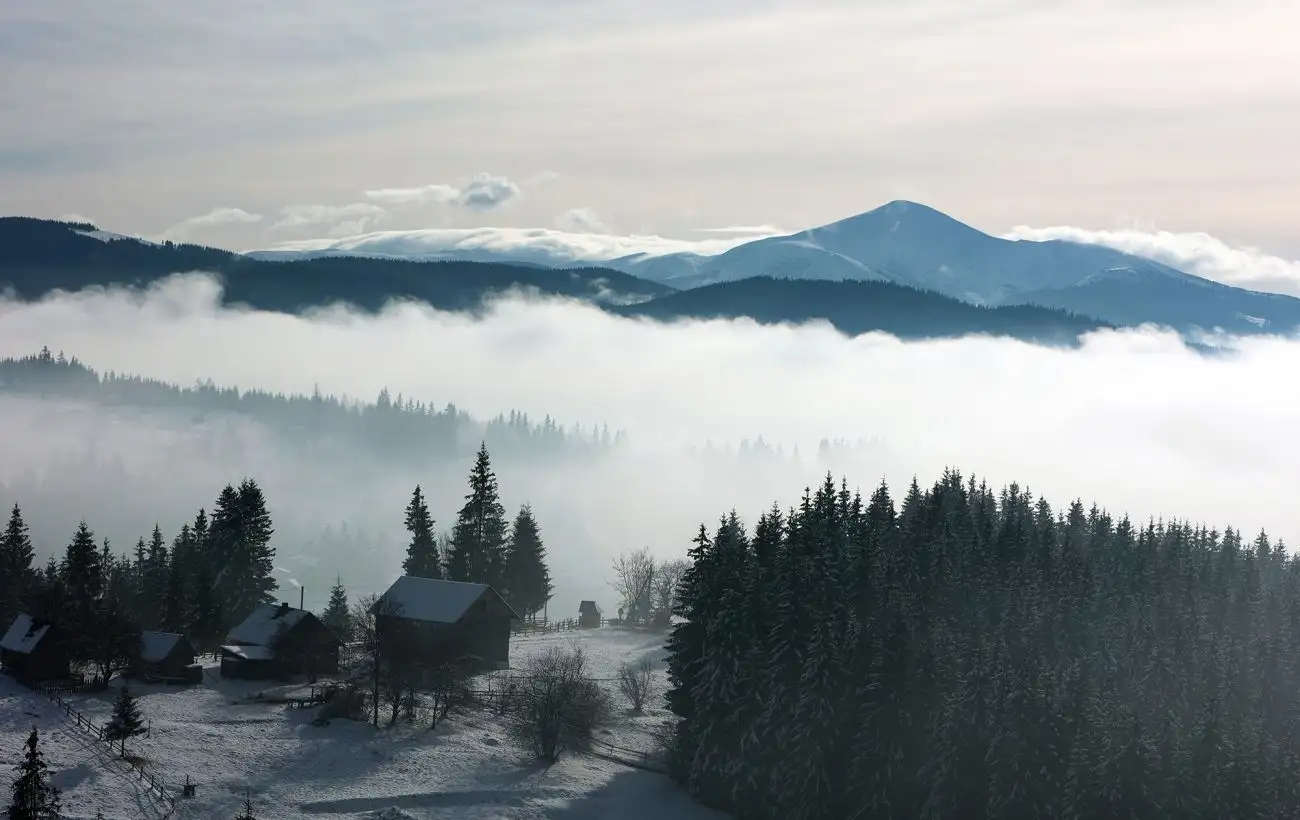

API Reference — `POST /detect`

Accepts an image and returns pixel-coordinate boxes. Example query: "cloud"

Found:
[693,225,785,236]
[159,207,262,240]
[271,202,386,236]
[1005,225,1300,298]
[3,273,1300,616]
[555,207,609,234]
[364,172,521,211]
[259,226,760,266]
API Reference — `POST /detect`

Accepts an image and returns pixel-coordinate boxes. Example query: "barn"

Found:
[374,576,520,673]
[0,613,70,683]
[133,631,200,684]
[578,600,602,629]
[220,602,340,681]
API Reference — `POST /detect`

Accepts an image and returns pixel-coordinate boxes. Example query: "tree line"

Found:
[0,347,620,464]
[666,470,1300,820]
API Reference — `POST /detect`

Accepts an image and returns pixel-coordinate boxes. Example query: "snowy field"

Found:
[0,629,722,820]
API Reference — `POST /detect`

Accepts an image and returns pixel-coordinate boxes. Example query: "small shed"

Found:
[374,576,521,673]
[220,602,339,681]
[0,613,70,682]
[578,600,602,629]
[133,631,200,684]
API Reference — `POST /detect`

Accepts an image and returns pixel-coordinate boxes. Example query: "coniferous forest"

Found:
[667,471,1300,820]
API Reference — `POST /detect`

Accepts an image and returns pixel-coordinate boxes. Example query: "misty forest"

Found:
[5,338,1300,819]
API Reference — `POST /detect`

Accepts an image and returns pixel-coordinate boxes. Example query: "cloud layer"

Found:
[1006,225,1300,298]
[2,274,1300,613]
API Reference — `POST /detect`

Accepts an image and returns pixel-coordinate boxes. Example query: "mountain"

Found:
[614,276,1109,345]
[0,216,1108,344]
[0,217,671,311]
[612,201,1300,335]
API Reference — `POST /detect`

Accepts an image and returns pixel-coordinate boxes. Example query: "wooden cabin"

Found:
[0,613,70,683]
[578,600,602,629]
[373,576,521,673]
[220,602,339,681]
[133,631,200,684]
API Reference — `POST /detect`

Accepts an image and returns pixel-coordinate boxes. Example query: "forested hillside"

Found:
[667,471,1300,820]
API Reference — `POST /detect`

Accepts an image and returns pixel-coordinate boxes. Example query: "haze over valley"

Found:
[3,1,1298,818]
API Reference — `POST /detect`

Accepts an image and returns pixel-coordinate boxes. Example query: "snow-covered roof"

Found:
[139,631,187,663]
[376,576,518,624]
[220,644,276,661]
[1,614,50,655]
[227,603,309,646]
[579,600,602,614]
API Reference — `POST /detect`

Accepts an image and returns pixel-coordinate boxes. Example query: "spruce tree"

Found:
[502,504,552,621]
[401,485,441,579]
[209,480,277,629]
[62,520,105,658]
[0,503,35,626]
[321,577,351,641]
[104,685,145,742]
[446,443,509,588]
[7,728,61,820]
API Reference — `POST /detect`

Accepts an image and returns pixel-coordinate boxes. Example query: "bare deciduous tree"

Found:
[617,657,657,712]
[611,547,657,626]
[350,593,417,728]
[505,641,609,761]
[651,558,689,628]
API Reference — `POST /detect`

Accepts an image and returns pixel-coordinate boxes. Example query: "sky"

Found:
[3,0,1298,268]
[3,275,1300,614]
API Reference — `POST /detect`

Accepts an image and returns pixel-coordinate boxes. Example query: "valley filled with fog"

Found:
[2,272,1297,617]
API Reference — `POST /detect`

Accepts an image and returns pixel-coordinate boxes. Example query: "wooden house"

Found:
[578,600,602,629]
[374,576,521,673]
[220,602,339,681]
[133,631,200,684]
[0,613,70,682]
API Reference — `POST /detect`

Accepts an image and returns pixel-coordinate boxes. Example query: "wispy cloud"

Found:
[159,207,262,240]
[271,203,386,236]
[555,207,609,234]
[1005,225,1300,298]
[364,172,521,211]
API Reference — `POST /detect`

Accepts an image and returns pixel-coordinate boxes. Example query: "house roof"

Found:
[579,600,601,614]
[1,614,51,655]
[139,631,189,663]
[220,644,276,661]
[376,575,521,624]
[227,603,310,646]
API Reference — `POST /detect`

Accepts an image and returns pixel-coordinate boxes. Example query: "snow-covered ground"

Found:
[0,628,719,820]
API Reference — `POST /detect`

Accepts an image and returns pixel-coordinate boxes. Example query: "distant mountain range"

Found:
[255,200,1300,336]
[0,216,1105,346]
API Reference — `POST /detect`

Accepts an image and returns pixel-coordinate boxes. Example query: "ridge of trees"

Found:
[666,469,1300,820]
[0,347,623,463]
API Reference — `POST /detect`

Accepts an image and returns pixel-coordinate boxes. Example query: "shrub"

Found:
[505,642,610,762]
[617,657,657,712]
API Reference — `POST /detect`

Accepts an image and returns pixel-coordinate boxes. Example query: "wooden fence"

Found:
[588,737,668,773]
[36,683,178,818]
[511,615,643,637]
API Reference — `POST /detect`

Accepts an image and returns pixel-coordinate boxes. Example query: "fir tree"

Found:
[62,520,105,658]
[446,443,509,588]
[0,504,35,626]
[233,795,258,820]
[401,485,441,579]
[104,685,145,742]
[321,577,351,641]
[7,728,61,820]
[502,504,552,621]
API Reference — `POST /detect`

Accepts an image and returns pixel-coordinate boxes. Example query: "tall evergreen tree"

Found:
[0,504,35,626]
[446,443,509,588]
[6,728,61,820]
[209,480,277,629]
[62,520,104,658]
[401,485,441,579]
[502,504,552,621]
[321,577,351,641]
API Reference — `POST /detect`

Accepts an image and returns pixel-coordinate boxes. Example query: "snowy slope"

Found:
[0,629,717,820]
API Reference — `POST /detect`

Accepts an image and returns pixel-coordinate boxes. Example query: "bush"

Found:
[314,684,368,725]
[617,657,656,712]
[505,642,610,762]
